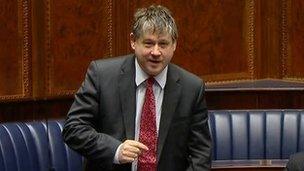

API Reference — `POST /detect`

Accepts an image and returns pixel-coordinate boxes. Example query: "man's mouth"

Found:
[149,59,161,63]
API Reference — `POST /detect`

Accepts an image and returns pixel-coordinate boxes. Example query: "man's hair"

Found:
[132,5,178,42]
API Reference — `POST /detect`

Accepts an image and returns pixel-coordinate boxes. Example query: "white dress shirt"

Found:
[114,58,167,171]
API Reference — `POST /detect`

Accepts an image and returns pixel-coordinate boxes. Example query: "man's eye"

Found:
[159,43,169,48]
[144,42,153,47]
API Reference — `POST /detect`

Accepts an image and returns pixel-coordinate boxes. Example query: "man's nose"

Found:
[151,45,161,56]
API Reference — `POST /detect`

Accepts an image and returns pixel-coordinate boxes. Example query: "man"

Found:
[62,5,211,171]
[286,152,304,171]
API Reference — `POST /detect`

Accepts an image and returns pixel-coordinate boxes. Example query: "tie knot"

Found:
[146,77,155,86]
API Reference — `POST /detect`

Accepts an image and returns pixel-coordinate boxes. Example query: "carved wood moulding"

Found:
[0,0,32,101]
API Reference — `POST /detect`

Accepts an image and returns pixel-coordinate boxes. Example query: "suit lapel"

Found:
[157,65,181,161]
[119,56,136,140]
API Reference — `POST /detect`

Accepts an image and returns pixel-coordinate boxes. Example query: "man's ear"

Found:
[130,33,136,50]
[172,41,177,51]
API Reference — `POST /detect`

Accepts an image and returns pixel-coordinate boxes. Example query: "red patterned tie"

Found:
[138,77,157,171]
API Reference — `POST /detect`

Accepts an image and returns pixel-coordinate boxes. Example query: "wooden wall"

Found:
[1,0,304,122]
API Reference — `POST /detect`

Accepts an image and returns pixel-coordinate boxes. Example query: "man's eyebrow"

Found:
[159,39,170,42]
[142,39,155,42]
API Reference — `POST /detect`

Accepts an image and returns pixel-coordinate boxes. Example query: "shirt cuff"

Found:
[113,143,123,164]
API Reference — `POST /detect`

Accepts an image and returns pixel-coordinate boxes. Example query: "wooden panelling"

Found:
[0,98,72,122]
[132,0,161,9]
[1,0,304,122]
[206,90,304,110]
[112,1,132,56]
[165,0,256,83]
[282,0,304,81]
[44,0,113,96]
[0,0,31,101]
[3,88,304,122]
[257,0,283,78]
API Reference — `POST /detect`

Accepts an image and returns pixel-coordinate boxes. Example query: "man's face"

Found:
[131,31,177,76]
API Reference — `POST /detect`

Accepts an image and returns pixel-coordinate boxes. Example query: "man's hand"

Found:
[118,140,148,164]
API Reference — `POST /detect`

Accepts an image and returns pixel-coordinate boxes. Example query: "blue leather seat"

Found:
[209,110,304,160]
[0,121,83,171]
[0,109,303,170]
[47,120,83,171]
[0,122,49,171]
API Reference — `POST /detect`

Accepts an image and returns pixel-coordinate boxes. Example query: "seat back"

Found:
[209,110,304,160]
[47,120,83,171]
[1,109,304,170]
[0,120,83,171]
[0,122,49,171]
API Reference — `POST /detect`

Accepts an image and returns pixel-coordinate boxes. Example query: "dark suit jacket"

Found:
[62,54,211,171]
[286,152,304,171]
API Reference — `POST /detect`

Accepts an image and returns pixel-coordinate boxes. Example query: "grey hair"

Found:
[132,5,178,42]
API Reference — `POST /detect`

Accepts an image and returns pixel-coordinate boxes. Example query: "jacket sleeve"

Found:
[62,61,121,169]
[286,153,304,171]
[187,82,212,171]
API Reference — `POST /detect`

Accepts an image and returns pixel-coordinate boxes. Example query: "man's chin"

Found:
[146,69,162,76]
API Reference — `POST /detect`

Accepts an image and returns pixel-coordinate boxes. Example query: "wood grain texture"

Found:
[2,0,304,122]
[0,98,72,122]
[0,0,31,101]
[45,0,113,96]
[282,0,304,81]
[164,0,256,83]
[206,90,304,110]
[257,0,283,78]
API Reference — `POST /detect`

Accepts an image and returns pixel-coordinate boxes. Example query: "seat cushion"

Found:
[209,110,304,160]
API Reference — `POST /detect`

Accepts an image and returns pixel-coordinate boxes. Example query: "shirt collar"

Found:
[135,58,167,89]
